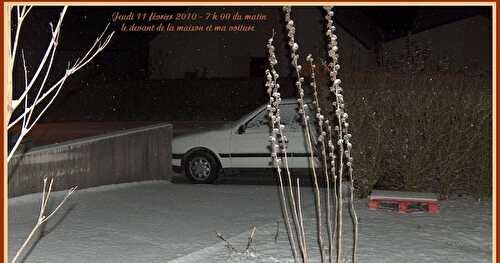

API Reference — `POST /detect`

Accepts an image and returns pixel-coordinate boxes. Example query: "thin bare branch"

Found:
[8,6,114,263]
[27,72,68,132]
[10,6,24,69]
[307,54,335,263]
[43,186,77,223]
[284,6,323,262]
[10,6,67,115]
[296,177,308,261]
[21,49,28,129]
[8,25,114,131]
[11,177,76,263]
[25,26,59,126]
[216,232,237,252]
[245,226,257,252]
[266,34,303,261]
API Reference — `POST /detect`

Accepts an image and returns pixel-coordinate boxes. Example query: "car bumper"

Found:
[172,165,183,173]
[172,155,183,173]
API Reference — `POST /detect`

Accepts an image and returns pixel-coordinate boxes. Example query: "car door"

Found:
[230,108,273,168]
[280,102,321,169]
[229,102,317,169]
[277,103,310,168]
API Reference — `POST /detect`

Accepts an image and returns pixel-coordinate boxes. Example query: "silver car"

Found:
[172,99,314,183]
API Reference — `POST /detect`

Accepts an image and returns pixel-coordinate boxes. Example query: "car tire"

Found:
[184,151,220,184]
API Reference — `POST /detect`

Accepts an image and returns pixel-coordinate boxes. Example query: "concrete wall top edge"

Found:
[12,123,173,158]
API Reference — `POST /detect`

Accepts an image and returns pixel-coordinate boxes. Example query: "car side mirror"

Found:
[237,125,246,134]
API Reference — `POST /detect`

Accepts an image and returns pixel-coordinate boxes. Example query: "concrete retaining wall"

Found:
[8,123,172,197]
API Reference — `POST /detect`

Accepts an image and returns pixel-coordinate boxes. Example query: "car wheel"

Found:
[184,151,220,184]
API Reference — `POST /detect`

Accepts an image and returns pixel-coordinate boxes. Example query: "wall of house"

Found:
[148,6,376,80]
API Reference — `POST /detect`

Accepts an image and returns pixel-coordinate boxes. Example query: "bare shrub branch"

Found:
[323,7,359,263]
[7,6,115,161]
[284,6,326,262]
[266,33,302,261]
[245,226,257,252]
[266,6,359,263]
[343,72,491,199]
[216,231,238,252]
[7,6,114,263]
[11,178,77,263]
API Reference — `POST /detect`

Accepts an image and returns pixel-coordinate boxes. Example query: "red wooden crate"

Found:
[369,190,439,214]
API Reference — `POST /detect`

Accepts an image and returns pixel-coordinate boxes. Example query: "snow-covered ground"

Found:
[8,179,492,263]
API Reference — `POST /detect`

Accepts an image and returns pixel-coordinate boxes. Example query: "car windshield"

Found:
[236,105,265,126]
[241,102,316,131]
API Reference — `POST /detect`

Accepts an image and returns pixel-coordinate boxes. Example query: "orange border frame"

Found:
[1,1,496,263]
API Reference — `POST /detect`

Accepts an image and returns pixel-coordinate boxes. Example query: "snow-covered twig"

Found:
[295,177,308,261]
[7,6,33,112]
[283,6,325,263]
[306,54,336,263]
[7,6,113,263]
[274,221,280,242]
[7,6,115,161]
[246,226,257,252]
[265,32,304,261]
[323,6,358,263]
[10,7,67,117]
[11,178,77,263]
[266,6,358,263]
[216,231,238,252]
[266,29,308,262]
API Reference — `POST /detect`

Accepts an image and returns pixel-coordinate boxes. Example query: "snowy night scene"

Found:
[5,4,493,263]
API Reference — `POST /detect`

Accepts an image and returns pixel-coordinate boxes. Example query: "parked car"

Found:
[172,99,315,183]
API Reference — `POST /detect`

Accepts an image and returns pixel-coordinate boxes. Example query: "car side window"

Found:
[246,109,269,130]
[280,103,315,131]
[245,103,316,131]
[278,104,299,130]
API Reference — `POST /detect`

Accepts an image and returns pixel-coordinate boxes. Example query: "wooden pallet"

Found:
[368,190,439,214]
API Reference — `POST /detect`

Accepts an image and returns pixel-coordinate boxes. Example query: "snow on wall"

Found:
[8,123,173,197]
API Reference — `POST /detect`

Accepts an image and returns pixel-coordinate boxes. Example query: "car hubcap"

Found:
[189,157,211,180]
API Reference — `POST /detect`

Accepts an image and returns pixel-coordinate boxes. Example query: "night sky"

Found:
[10,5,492,124]
[19,6,491,48]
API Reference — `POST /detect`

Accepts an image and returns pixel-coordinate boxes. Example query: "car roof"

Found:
[280,98,313,104]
